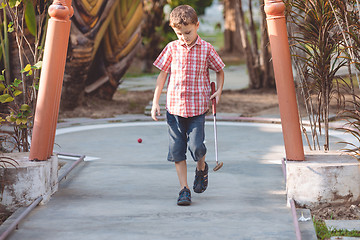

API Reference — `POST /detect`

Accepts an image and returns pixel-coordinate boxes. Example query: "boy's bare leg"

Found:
[175,160,189,189]
[196,155,206,171]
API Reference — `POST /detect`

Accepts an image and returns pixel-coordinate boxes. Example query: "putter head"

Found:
[213,162,223,171]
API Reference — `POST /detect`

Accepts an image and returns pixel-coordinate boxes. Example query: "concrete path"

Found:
[9,121,292,239]
[4,119,345,240]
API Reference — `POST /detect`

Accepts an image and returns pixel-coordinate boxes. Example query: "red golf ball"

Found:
[137,138,142,143]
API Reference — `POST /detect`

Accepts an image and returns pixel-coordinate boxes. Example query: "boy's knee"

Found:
[189,143,206,161]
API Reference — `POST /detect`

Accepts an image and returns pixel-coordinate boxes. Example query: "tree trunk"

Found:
[235,0,274,89]
[236,0,260,88]
[61,0,143,110]
[61,24,93,110]
[248,0,258,56]
[259,1,274,88]
[141,0,167,73]
[223,0,242,54]
[324,79,330,151]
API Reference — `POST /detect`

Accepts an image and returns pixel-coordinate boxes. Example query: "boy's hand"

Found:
[211,70,224,105]
[210,90,222,105]
[151,103,161,121]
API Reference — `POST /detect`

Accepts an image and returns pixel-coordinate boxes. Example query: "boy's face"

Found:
[172,22,199,47]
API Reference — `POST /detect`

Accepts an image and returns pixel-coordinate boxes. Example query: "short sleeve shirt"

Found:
[153,36,225,118]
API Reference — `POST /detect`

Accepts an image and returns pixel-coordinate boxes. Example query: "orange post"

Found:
[264,0,304,161]
[29,0,73,161]
[48,0,74,158]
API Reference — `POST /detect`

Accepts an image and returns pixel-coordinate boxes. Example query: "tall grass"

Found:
[286,0,348,151]
[329,0,360,157]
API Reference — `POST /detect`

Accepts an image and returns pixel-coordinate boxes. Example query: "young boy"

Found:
[151,5,225,206]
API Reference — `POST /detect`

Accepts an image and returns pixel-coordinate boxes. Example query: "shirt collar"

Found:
[179,35,202,49]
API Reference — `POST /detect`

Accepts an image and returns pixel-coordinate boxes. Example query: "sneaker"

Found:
[177,187,191,206]
[193,162,208,193]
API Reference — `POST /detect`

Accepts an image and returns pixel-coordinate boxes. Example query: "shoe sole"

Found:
[177,200,191,206]
[193,188,206,194]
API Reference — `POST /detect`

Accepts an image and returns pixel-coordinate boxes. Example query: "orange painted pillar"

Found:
[29,0,72,161]
[48,0,74,157]
[264,0,304,161]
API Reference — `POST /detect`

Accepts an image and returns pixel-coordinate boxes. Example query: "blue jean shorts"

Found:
[166,111,207,162]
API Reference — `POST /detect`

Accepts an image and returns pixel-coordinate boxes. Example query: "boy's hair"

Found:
[169,5,198,28]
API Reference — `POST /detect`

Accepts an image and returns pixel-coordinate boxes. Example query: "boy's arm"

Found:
[211,69,224,104]
[151,70,168,121]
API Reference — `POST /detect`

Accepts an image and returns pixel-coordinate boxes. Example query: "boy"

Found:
[151,5,225,206]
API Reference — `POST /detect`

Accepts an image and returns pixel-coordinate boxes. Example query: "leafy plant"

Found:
[323,0,360,157]
[330,0,360,81]
[337,93,360,158]
[287,0,347,151]
[0,1,49,152]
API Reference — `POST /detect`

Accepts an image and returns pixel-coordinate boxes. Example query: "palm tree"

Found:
[0,0,143,151]
[61,0,143,110]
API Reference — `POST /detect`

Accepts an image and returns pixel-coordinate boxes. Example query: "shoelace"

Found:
[180,189,191,199]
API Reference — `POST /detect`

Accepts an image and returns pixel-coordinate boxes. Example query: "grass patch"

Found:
[117,89,128,95]
[198,30,224,51]
[339,75,359,88]
[314,218,360,240]
[223,58,246,66]
[128,100,141,110]
[123,72,158,79]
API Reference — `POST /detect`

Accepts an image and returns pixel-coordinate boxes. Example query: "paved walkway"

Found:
[15,121,293,239]
[3,117,347,240]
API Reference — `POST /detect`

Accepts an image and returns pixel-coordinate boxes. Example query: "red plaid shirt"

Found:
[153,36,225,118]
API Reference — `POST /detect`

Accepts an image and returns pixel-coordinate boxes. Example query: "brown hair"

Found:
[169,5,198,28]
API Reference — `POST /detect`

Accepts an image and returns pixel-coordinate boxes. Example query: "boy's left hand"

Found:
[211,69,224,105]
[210,90,221,105]
[151,103,161,121]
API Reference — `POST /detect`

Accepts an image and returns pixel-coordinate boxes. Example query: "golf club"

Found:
[211,82,223,171]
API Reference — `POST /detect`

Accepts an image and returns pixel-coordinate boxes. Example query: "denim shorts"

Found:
[166,111,207,162]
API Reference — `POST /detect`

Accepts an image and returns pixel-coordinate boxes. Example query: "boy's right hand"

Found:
[151,104,161,121]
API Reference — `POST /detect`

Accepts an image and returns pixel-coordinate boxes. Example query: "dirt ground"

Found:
[59,88,281,119]
[311,202,360,221]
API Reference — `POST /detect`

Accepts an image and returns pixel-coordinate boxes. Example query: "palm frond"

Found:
[0,156,19,168]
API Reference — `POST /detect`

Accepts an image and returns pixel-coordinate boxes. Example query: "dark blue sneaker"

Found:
[177,187,191,206]
[193,162,208,193]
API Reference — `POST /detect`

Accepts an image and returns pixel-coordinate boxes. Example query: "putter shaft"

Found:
[213,116,219,164]
[211,82,223,171]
